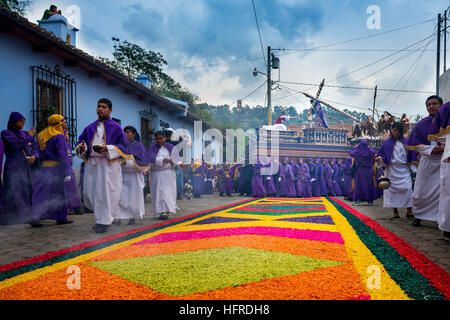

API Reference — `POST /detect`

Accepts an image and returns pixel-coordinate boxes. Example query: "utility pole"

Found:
[237,99,242,128]
[267,46,272,125]
[370,85,377,148]
[445,10,447,72]
[437,13,442,96]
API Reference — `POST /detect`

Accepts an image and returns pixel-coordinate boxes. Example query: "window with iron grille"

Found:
[31,65,77,149]
[140,108,158,148]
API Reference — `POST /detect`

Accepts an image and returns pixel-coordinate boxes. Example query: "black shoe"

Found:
[56,220,73,225]
[220,192,224,197]
[159,213,169,220]
[412,218,421,227]
[73,208,83,215]
[128,219,136,225]
[93,224,108,233]
[227,194,232,197]
[29,219,43,228]
[406,214,414,220]
[83,207,94,214]
[443,231,450,241]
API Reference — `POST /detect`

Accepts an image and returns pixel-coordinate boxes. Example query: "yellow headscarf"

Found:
[37,114,66,151]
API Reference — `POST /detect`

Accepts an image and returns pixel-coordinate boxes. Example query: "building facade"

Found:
[0,8,207,168]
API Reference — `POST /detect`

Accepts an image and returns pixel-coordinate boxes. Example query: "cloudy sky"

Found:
[26,0,449,119]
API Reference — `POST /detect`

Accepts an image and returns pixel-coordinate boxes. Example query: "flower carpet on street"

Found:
[0,197,448,300]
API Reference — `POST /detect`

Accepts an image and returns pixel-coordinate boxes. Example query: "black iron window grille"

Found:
[31,65,77,149]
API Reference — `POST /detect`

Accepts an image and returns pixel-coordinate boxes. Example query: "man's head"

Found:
[124,126,137,143]
[390,122,404,139]
[50,5,57,12]
[425,95,443,117]
[97,98,112,120]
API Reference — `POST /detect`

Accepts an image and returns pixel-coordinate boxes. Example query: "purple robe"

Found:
[350,140,378,202]
[290,160,300,195]
[32,134,72,221]
[428,101,450,141]
[191,164,207,196]
[299,165,312,197]
[237,165,246,194]
[308,160,320,197]
[127,140,149,168]
[220,166,234,195]
[316,160,328,196]
[378,137,411,167]
[331,160,343,196]
[323,160,334,196]
[1,128,39,224]
[276,163,286,196]
[64,141,81,210]
[343,158,353,200]
[337,160,345,195]
[283,161,297,197]
[77,118,128,160]
[406,116,434,165]
[252,161,269,197]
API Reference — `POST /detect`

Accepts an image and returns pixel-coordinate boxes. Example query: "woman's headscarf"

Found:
[37,114,66,151]
[7,112,25,130]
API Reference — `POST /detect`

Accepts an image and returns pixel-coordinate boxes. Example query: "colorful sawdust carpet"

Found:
[0,197,448,300]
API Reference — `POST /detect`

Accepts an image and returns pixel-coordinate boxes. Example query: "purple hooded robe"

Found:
[0,139,4,216]
[316,159,328,196]
[343,157,354,200]
[331,159,343,196]
[64,140,81,211]
[252,159,270,197]
[349,140,379,202]
[323,159,335,196]
[283,158,297,197]
[1,112,39,224]
[308,159,320,197]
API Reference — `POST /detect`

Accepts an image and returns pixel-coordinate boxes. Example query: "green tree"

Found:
[99,39,207,119]
[0,0,32,15]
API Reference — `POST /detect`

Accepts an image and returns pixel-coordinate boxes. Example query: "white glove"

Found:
[204,178,207,182]
[64,176,71,182]
[311,178,316,182]
[278,177,281,182]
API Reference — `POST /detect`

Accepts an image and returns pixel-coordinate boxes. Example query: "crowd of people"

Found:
[0,96,448,240]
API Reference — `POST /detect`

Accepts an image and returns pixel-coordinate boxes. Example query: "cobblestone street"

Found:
[0,195,448,273]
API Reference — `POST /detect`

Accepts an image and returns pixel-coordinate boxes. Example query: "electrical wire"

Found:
[251,0,266,68]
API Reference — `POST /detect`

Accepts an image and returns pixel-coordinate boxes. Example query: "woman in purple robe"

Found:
[252,158,269,197]
[191,159,206,198]
[64,130,82,215]
[323,159,335,196]
[31,115,73,227]
[350,139,379,205]
[331,159,343,196]
[315,159,328,196]
[204,164,215,195]
[282,157,297,197]
[220,164,234,196]
[308,158,320,197]
[1,112,39,225]
[343,157,353,201]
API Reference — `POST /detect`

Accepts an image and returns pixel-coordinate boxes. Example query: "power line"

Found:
[280,18,434,54]
[251,0,266,68]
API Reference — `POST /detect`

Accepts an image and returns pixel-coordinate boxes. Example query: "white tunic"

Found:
[438,133,450,232]
[115,159,146,219]
[383,141,413,208]
[150,146,177,215]
[80,122,122,225]
[411,142,441,221]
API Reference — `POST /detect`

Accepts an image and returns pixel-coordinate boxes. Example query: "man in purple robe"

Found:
[315,159,328,196]
[282,157,297,197]
[331,158,343,196]
[308,158,320,197]
[337,159,345,196]
[1,112,39,225]
[427,100,450,241]
[350,140,379,206]
[323,159,335,196]
[406,95,444,227]
[204,164,215,195]
[252,157,269,197]
[31,115,73,227]
[76,98,129,233]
